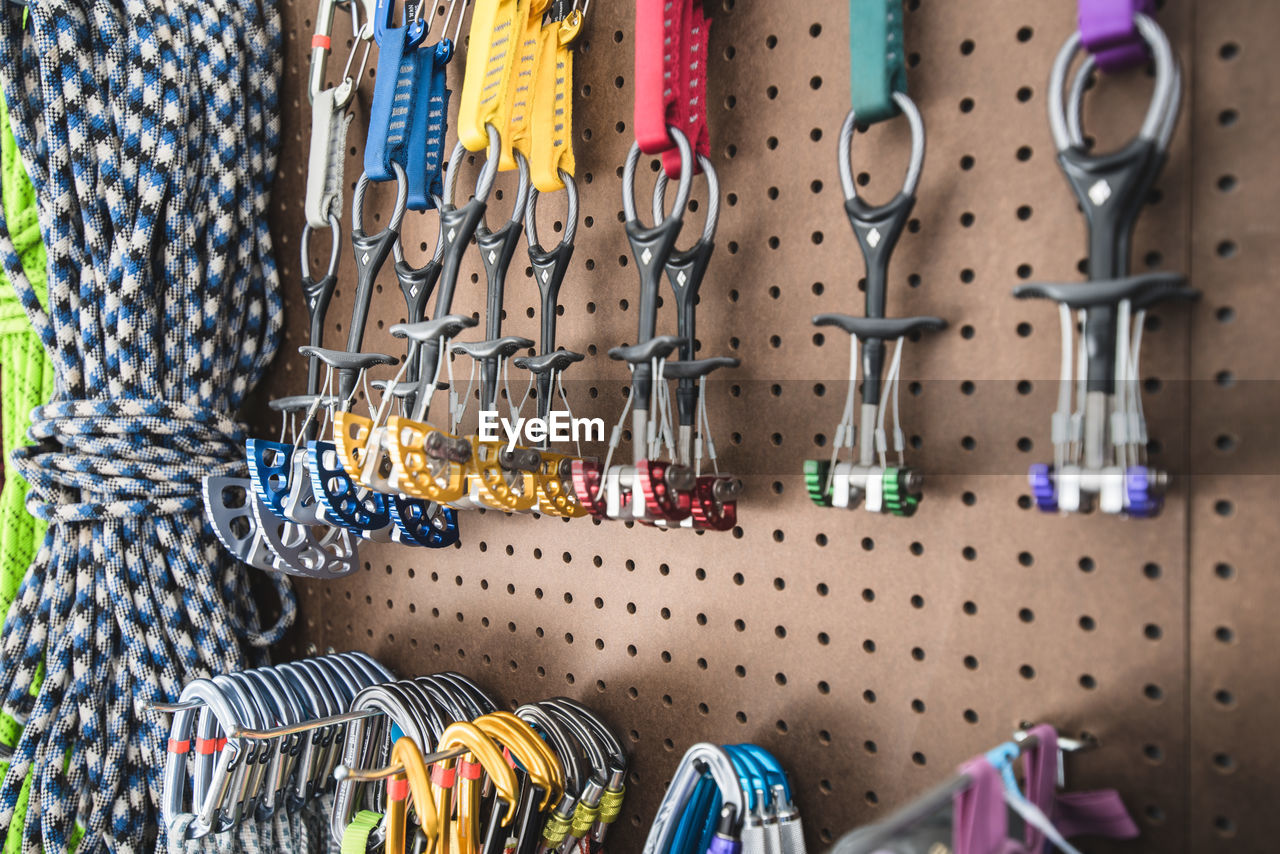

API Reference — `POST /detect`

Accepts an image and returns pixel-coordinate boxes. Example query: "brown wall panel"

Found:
[247,0,1276,851]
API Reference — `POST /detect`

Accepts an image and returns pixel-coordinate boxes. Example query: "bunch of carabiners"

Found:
[158,655,628,854]
[805,0,945,517]
[568,0,743,532]
[333,691,626,854]
[204,0,596,576]
[641,743,807,854]
[1016,4,1194,517]
[158,651,397,846]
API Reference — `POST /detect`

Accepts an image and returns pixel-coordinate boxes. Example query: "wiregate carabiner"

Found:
[163,679,250,840]
[309,0,365,103]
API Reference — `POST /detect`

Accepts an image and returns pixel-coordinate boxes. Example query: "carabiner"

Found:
[309,0,344,102]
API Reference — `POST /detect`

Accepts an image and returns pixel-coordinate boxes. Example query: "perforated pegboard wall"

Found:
[247,0,1280,851]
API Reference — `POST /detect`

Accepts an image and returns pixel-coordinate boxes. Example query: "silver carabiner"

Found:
[309,0,344,103]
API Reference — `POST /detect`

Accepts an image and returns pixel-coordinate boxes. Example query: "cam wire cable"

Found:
[0,0,295,847]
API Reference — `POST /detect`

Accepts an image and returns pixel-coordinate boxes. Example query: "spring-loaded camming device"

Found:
[303,168,407,540]
[806,93,945,515]
[384,128,500,503]
[515,172,589,518]
[647,157,741,530]
[571,126,693,521]
[451,149,541,512]
[1015,11,1194,517]
[329,201,459,548]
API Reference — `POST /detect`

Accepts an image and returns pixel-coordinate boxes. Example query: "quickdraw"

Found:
[1015,10,1193,517]
[806,2,945,516]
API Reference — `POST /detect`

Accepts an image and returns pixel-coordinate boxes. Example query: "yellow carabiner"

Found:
[386,737,442,854]
[473,712,563,811]
[431,722,520,854]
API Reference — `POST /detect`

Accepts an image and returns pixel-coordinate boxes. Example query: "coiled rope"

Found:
[0,82,54,854]
[0,0,297,846]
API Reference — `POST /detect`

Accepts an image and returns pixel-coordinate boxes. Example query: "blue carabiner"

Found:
[737,744,791,801]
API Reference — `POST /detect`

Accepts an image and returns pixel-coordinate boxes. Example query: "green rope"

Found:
[0,84,53,854]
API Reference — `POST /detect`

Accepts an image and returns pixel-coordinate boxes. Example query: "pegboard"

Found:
[243,0,1280,851]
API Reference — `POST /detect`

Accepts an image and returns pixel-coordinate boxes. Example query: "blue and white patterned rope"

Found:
[0,0,296,846]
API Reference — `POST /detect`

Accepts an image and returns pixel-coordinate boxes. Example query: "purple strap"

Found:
[1078,0,1155,73]
[953,759,1024,854]
[1021,725,1140,852]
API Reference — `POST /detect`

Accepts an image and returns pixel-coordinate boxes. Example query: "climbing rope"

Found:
[0,0,296,846]
[0,81,54,854]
